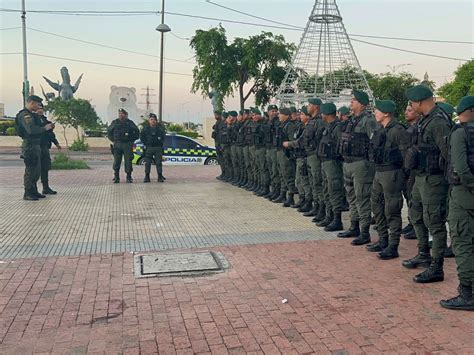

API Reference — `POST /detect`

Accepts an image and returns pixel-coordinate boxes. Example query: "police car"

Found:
[132,133,218,166]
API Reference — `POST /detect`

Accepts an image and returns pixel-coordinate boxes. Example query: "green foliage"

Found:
[367,72,419,120]
[438,60,474,105]
[167,123,184,132]
[51,153,89,170]
[190,26,295,110]
[45,98,101,140]
[5,127,16,136]
[69,138,89,151]
[0,120,15,135]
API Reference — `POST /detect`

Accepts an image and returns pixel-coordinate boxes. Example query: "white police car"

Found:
[132,133,218,166]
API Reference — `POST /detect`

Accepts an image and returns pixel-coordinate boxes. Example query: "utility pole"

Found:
[156,0,171,123]
[139,86,158,116]
[21,0,29,105]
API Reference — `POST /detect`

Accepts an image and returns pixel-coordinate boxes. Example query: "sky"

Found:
[1,0,473,123]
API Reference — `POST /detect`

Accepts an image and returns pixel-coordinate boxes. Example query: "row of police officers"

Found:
[212,86,474,311]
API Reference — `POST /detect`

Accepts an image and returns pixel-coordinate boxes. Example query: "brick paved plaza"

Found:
[0,162,473,354]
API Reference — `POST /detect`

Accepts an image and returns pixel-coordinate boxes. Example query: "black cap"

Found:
[118,108,127,114]
[27,95,43,103]
[149,113,157,119]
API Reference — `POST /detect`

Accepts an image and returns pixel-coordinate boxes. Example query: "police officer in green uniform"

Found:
[283,106,311,211]
[241,111,253,189]
[247,110,258,191]
[302,98,326,218]
[440,96,474,311]
[15,95,54,200]
[401,104,422,240]
[251,108,269,196]
[316,103,345,231]
[276,108,299,206]
[402,85,452,283]
[232,113,244,186]
[262,105,277,198]
[212,110,225,180]
[229,113,240,185]
[140,113,166,183]
[337,106,351,212]
[107,108,140,183]
[220,111,235,181]
[236,112,247,186]
[36,103,62,195]
[366,100,409,259]
[267,105,283,201]
[338,90,377,245]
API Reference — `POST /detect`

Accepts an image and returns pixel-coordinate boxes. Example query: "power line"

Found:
[27,27,195,64]
[0,26,21,31]
[0,51,193,75]
[349,33,473,45]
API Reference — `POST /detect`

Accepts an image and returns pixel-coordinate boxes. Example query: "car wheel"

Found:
[204,157,219,166]
[137,157,145,165]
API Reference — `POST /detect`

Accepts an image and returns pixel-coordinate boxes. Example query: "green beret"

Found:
[222,112,229,118]
[338,106,350,115]
[436,102,454,116]
[251,108,261,115]
[375,100,396,114]
[279,107,291,116]
[298,106,309,115]
[308,98,322,106]
[228,111,238,117]
[405,84,433,102]
[213,110,222,115]
[27,95,43,103]
[289,106,297,113]
[456,96,474,114]
[352,90,370,105]
[267,104,278,111]
[321,102,337,115]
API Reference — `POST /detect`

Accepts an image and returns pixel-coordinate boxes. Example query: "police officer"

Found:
[402,85,452,283]
[338,90,377,245]
[440,96,474,311]
[267,105,283,201]
[304,98,326,219]
[337,106,351,122]
[276,107,299,207]
[212,110,225,180]
[229,113,240,185]
[366,100,409,260]
[107,108,139,183]
[15,95,54,200]
[35,103,62,195]
[316,103,345,231]
[220,111,235,182]
[140,113,166,183]
[251,108,269,196]
[401,104,422,240]
[235,112,247,187]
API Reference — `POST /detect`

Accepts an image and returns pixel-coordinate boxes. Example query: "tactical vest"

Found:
[252,122,265,147]
[293,123,306,158]
[15,109,41,139]
[339,116,370,160]
[445,123,474,185]
[220,125,231,145]
[272,119,281,148]
[274,121,289,150]
[302,119,318,152]
[263,119,274,147]
[112,120,137,142]
[143,126,164,146]
[318,121,341,161]
[236,122,246,145]
[368,123,403,168]
[244,121,254,145]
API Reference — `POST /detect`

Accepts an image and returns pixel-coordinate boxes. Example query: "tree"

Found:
[367,72,419,120]
[190,26,295,111]
[438,60,474,106]
[46,98,101,148]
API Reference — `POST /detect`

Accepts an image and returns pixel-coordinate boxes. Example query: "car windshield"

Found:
[174,136,198,149]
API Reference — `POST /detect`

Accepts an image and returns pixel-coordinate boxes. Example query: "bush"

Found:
[0,120,15,135]
[69,138,89,151]
[5,127,16,136]
[179,131,199,139]
[51,153,90,170]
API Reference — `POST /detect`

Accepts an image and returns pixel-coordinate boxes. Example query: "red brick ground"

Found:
[1,240,472,354]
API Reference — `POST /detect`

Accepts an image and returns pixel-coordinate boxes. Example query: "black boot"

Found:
[366,236,388,252]
[337,220,360,238]
[303,202,319,217]
[402,249,432,269]
[324,212,344,232]
[257,188,269,197]
[341,199,349,212]
[444,241,455,258]
[378,244,399,260]
[268,189,279,201]
[402,223,416,240]
[440,284,474,311]
[42,183,57,195]
[113,171,120,183]
[126,173,133,183]
[351,225,371,245]
[283,193,295,207]
[312,204,326,223]
[413,257,444,283]
[263,189,273,199]
[292,196,304,209]
[23,189,39,201]
[316,211,333,227]
[32,187,46,198]
[143,174,150,183]
[158,174,165,183]
[272,191,286,203]
[298,200,313,213]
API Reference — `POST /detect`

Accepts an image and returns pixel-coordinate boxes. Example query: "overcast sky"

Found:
[1,0,473,122]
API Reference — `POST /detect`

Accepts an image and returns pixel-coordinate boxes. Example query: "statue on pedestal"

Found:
[43,66,83,100]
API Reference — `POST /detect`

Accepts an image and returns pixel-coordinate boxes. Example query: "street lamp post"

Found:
[156,0,171,123]
[21,0,29,105]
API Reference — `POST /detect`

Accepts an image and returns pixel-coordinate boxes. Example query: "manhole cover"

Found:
[134,251,229,278]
